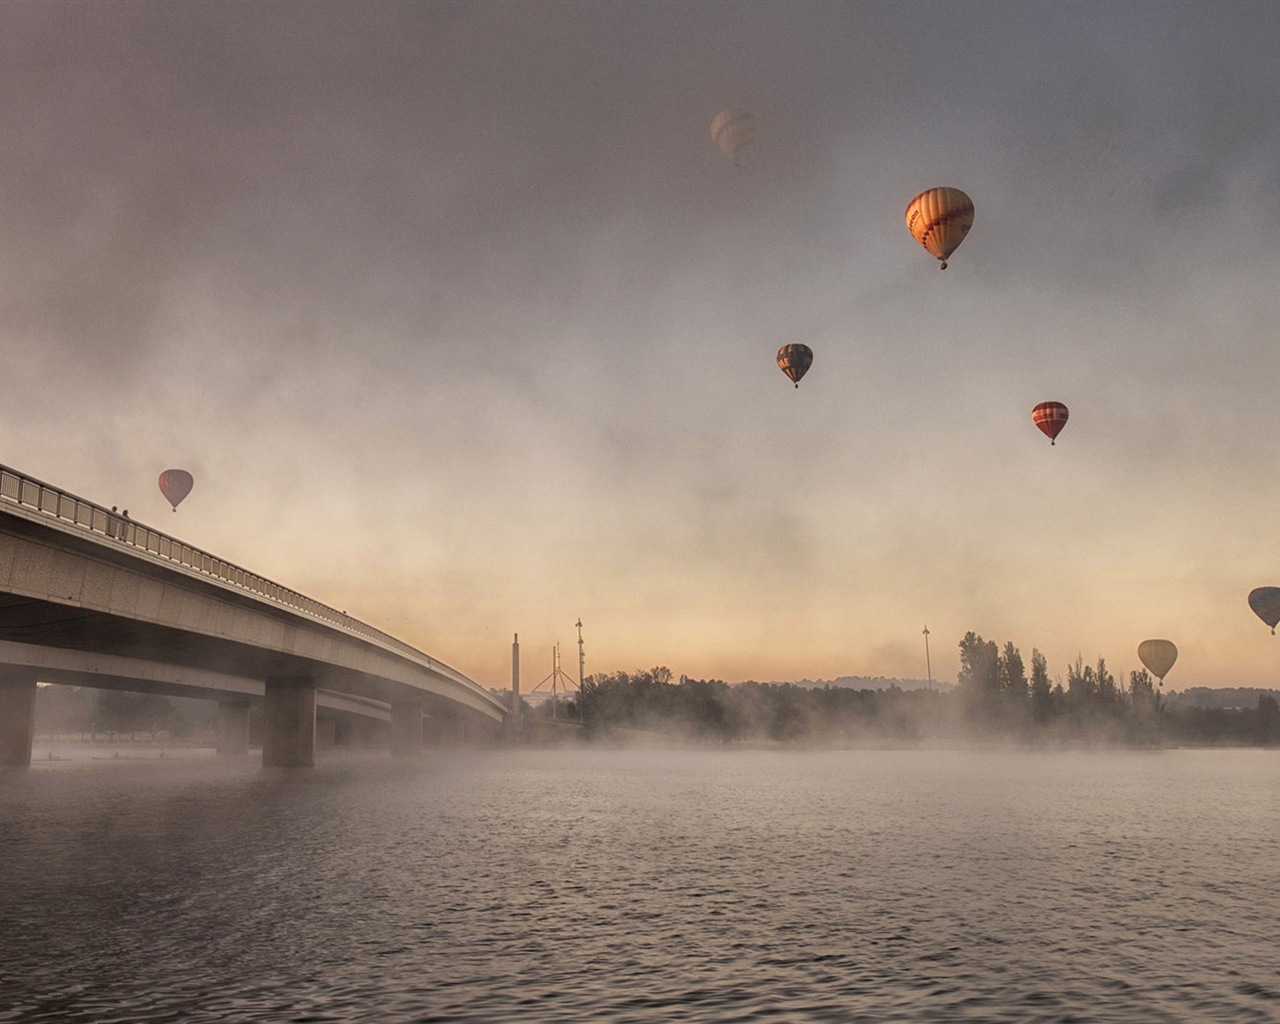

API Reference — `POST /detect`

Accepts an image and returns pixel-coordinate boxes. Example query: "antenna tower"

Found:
[533,640,580,720]
[923,625,933,691]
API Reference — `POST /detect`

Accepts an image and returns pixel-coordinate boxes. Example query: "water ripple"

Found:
[2,748,1279,1022]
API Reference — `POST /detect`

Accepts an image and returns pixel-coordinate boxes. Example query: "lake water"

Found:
[1,746,1278,1022]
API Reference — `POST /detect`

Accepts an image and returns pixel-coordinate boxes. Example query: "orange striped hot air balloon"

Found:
[905,187,974,269]
[777,344,813,388]
[1032,401,1069,445]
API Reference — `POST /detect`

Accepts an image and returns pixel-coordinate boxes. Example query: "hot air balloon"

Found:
[905,187,974,269]
[777,344,813,388]
[158,469,194,511]
[1032,401,1069,445]
[1248,587,1280,634]
[1137,639,1178,685]
[710,108,755,164]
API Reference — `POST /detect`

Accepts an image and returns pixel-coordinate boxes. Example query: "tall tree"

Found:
[958,632,1001,720]
[1029,649,1054,721]
[1066,656,1097,709]
[1000,642,1028,703]
[1095,657,1118,707]
[1128,669,1158,713]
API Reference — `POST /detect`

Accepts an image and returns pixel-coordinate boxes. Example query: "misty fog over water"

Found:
[2,748,1278,1022]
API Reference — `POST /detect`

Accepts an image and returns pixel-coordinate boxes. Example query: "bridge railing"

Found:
[0,463,490,699]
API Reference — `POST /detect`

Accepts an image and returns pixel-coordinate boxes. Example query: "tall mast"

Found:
[551,643,559,720]
[511,632,522,733]
[576,618,585,699]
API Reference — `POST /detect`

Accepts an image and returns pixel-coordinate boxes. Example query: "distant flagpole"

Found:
[923,626,933,691]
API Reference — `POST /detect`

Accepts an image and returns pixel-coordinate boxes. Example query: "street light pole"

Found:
[576,618,585,721]
[923,626,933,691]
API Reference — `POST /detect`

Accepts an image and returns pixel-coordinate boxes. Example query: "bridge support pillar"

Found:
[390,702,423,756]
[216,700,250,757]
[263,677,316,767]
[0,668,38,768]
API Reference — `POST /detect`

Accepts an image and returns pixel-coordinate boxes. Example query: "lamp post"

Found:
[923,626,933,691]
[576,618,585,722]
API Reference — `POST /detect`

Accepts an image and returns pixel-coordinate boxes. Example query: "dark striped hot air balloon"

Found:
[1248,587,1280,635]
[1032,401,1069,445]
[777,344,813,388]
[905,187,974,269]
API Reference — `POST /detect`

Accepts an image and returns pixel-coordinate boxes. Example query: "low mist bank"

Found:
[502,632,1280,748]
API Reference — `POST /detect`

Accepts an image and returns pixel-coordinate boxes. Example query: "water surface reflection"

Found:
[2,748,1278,1022]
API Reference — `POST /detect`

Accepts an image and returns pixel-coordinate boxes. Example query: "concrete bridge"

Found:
[0,464,508,767]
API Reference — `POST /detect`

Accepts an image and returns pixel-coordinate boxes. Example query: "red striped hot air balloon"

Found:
[905,187,974,269]
[777,344,813,388]
[1032,401,1069,445]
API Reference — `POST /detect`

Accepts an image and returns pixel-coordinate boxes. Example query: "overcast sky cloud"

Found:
[4,1,1280,690]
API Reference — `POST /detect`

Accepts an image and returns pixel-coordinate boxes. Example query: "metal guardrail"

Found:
[0,463,495,703]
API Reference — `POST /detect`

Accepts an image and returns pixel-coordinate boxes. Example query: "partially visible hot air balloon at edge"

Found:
[777,344,813,389]
[905,187,974,269]
[710,108,755,164]
[1032,401,1069,445]
[158,469,194,511]
[1137,639,1178,686]
[1248,587,1280,635]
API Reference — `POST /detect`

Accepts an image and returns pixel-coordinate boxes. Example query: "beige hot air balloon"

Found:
[710,108,756,164]
[905,187,974,269]
[1137,639,1178,685]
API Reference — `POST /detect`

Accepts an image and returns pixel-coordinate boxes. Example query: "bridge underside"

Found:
[0,592,431,705]
[0,509,505,767]
[0,599,496,768]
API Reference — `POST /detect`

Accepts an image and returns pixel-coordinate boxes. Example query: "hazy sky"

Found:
[4,0,1280,691]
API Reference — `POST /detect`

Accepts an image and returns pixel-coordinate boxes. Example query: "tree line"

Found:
[31,629,1280,748]
[554,631,1280,747]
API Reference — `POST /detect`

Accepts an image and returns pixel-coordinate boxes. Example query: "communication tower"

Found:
[533,639,580,720]
[923,625,933,691]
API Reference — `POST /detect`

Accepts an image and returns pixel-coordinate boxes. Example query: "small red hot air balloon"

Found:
[158,469,194,511]
[777,344,813,388]
[1032,401,1069,445]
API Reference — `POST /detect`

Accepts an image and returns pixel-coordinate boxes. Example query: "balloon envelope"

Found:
[905,187,974,268]
[158,469,194,510]
[777,344,813,388]
[1032,401,1069,444]
[1137,639,1177,681]
[1248,587,1280,634]
[710,108,755,163]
